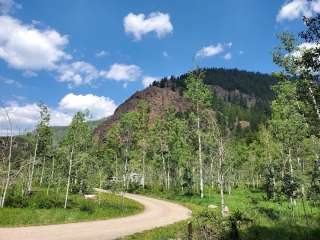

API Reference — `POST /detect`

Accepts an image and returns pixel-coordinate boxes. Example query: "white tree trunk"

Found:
[28,135,39,193]
[288,149,295,205]
[197,113,204,198]
[218,138,225,218]
[40,156,46,186]
[308,86,320,121]
[1,112,13,208]
[47,157,55,195]
[124,148,129,190]
[142,150,145,189]
[64,144,74,209]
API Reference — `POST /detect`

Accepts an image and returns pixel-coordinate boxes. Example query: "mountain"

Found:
[95,68,277,141]
[52,118,105,145]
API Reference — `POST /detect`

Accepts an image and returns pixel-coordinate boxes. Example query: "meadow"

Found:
[122,187,320,240]
[0,189,143,227]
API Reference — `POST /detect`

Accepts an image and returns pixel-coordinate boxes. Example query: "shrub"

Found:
[193,209,224,240]
[5,194,28,208]
[228,210,253,240]
[79,201,96,214]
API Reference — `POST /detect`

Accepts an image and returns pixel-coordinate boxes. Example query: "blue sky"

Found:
[0,0,318,134]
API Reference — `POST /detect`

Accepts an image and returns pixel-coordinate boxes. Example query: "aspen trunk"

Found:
[288,149,295,205]
[197,113,204,198]
[142,150,145,189]
[167,159,170,190]
[161,151,166,188]
[40,156,46,186]
[1,120,13,208]
[124,148,129,190]
[218,139,225,218]
[28,135,39,193]
[64,144,74,209]
[308,86,320,121]
[47,157,55,195]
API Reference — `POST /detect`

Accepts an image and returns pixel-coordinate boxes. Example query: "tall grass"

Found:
[123,188,320,240]
[0,191,143,227]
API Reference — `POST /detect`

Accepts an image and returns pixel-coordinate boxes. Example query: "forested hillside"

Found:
[95,68,277,141]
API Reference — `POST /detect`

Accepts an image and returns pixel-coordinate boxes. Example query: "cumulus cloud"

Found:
[195,42,232,59]
[0,15,70,71]
[291,42,319,58]
[195,44,224,59]
[223,52,232,60]
[142,76,159,88]
[57,61,99,87]
[58,93,117,119]
[102,63,142,82]
[277,0,320,22]
[0,93,117,135]
[0,103,40,135]
[0,0,21,14]
[124,12,173,40]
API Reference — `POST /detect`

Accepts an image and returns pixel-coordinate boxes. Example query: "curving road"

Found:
[0,193,191,240]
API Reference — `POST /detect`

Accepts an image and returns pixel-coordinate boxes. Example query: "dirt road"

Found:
[0,193,191,240]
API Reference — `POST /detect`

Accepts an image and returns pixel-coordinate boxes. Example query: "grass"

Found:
[122,187,320,240]
[0,191,144,227]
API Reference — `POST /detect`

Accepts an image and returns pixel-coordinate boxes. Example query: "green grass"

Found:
[0,192,143,227]
[123,187,320,240]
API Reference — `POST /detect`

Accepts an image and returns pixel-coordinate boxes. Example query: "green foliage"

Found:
[125,189,320,240]
[193,209,224,240]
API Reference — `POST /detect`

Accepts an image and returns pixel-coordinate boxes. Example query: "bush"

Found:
[193,209,224,240]
[228,210,252,240]
[28,192,64,209]
[79,201,96,214]
[5,194,28,208]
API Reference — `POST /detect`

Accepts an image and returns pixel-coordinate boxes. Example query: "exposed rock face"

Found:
[94,84,257,141]
[94,86,191,141]
[210,85,256,108]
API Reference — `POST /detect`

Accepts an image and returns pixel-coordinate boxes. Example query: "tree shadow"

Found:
[256,207,280,220]
[240,224,320,240]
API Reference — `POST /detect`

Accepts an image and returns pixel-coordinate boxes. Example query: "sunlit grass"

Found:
[123,187,320,240]
[0,192,143,227]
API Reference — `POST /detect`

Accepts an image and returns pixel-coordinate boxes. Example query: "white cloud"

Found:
[0,103,40,135]
[0,93,117,135]
[239,50,244,55]
[102,63,142,82]
[57,61,99,87]
[22,70,38,78]
[226,42,232,47]
[96,50,108,58]
[0,76,22,88]
[291,42,319,58]
[142,76,159,88]
[162,51,169,57]
[124,12,173,40]
[195,44,224,59]
[195,42,233,59]
[0,15,70,71]
[277,0,320,22]
[223,52,232,60]
[59,93,117,120]
[0,0,21,14]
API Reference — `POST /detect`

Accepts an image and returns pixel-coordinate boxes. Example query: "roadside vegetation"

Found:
[123,188,320,240]
[0,189,143,227]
